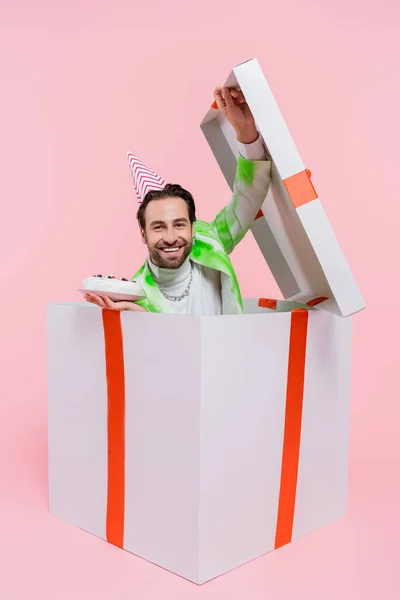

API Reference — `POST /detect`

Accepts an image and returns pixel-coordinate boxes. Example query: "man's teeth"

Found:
[163,247,180,253]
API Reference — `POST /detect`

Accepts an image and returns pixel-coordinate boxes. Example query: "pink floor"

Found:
[1,318,399,600]
[0,448,398,599]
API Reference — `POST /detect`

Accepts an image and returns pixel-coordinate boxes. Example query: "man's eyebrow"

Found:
[149,217,189,227]
[149,220,166,227]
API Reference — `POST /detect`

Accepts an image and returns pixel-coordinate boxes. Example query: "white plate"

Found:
[77,289,144,302]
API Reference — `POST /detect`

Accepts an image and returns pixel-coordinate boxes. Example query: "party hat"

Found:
[127,152,166,203]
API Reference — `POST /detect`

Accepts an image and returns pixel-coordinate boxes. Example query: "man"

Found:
[85,86,271,315]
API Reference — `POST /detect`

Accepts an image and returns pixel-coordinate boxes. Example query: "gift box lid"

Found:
[200,58,365,318]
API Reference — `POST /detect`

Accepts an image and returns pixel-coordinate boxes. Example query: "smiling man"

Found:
[137,183,196,270]
[85,85,272,315]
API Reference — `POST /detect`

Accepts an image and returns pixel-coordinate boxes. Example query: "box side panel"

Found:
[293,311,352,538]
[123,313,201,583]
[251,195,302,299]
[255,167,333,300]
[198,314,291,583]
[234,59,304,179]
[47,304,107,539]
[297,201,365,317]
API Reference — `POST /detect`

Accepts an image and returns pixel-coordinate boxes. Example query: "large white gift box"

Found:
[47,58,365,585]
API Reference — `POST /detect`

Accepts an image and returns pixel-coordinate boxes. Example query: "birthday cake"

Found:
[79,274,144,302]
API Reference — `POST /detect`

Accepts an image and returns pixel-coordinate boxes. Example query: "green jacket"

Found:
[131,155,272,314]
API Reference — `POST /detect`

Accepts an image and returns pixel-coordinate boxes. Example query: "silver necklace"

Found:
[159,261,193,302]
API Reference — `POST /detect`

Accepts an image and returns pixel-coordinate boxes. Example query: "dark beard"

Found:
[149,243,192,269]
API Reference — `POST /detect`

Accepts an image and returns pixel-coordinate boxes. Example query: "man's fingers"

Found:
[102,295,113,307]
[102,295,134,312]
[213,86,226,111]
[84,293,100,306]
[232,89,246,104]
[90,293,107,308]
[213,86,246,112]
[102,295,119,310]
[84,293,140,312]
[223,86,236,109]
[84,293,144,313]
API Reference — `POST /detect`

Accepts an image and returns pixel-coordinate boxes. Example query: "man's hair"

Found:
[136,184,197,230]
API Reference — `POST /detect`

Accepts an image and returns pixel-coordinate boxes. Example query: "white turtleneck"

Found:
[146,136,266,315]
[148,256,223,315]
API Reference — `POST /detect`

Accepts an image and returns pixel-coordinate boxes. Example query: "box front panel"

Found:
[293,311,352,538]
[199,313,291,583]
[122,313,202,583]
[47,303,107,540]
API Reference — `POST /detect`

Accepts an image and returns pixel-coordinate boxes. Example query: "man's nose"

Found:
[164,228,177,244]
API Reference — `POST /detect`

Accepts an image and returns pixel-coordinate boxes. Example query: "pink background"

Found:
[1,0,399,598]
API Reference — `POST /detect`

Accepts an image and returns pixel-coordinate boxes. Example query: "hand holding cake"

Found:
[84,292,146,312]
[79,273,145,311]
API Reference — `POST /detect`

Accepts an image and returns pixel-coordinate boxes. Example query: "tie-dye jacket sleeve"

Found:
[210,155,272,255]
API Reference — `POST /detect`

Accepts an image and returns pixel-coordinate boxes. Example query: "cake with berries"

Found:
[79,274,144,301]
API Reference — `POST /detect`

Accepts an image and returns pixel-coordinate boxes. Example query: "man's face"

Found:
[140,196,194,269]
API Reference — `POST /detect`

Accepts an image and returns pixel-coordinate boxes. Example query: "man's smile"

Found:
[159,244,185,255]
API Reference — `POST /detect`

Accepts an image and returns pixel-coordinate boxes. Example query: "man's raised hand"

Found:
[213,86,259,144]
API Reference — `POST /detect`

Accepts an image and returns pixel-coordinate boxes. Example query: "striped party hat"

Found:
[127,152,166,203]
